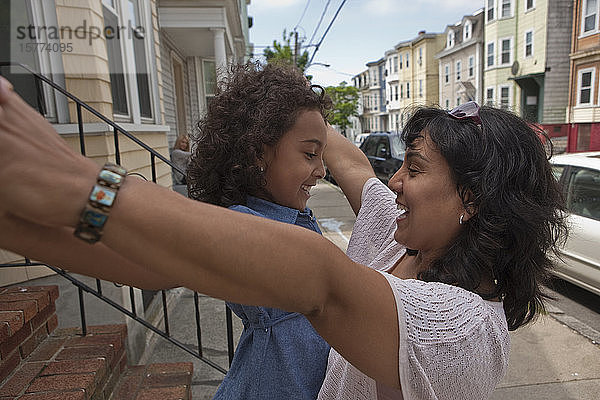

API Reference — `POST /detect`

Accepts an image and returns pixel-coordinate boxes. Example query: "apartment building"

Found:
[484,0,572,125]
[566,0,600,151]
[436,9,485,109]
[355,58,387,133]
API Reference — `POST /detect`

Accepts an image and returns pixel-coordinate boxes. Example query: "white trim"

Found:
[486,41,495,69]
[576,67,595,106]
[485,86,495,106]
[498,36,513,66]
[447,30,455,49]
[486,0,496,23]
[580,0,599,37]
[498,84,512,109]
[456,59,462,81]
[463,20,472,42]
[524,29,534,58]
[140,0,161,124]
[444,63,450,84]
[52,122,170,135]
[525,0,535,12]
[468,55,475,78]
[499,0,514,19]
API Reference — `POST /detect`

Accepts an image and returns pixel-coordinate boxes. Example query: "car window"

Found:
[375,137,389,158]
[389,135,406,158]
[551,165,565,182]
[566,167,600,221]
[361,136,378,156]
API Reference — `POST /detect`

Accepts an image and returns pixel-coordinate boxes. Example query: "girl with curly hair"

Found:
[0,73,568,399]
[187,62,333,399]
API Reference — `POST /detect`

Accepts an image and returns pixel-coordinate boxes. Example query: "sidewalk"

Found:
[308,180,600,400]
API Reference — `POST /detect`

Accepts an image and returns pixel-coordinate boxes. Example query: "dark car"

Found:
[359,132,405,185]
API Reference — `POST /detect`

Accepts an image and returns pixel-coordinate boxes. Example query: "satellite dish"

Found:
[511,61,520,75]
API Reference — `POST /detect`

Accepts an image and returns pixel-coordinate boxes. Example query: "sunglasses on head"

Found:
[448,101,482,128]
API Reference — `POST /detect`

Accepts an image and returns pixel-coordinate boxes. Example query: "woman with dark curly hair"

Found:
[0,71,567,400]
[188,62,333,399]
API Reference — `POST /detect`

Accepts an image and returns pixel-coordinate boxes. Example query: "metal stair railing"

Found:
[0,61,235,374]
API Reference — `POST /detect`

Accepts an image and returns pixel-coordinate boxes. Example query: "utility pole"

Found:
[293,30,299,67]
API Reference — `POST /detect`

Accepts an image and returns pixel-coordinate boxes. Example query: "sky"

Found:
[248,0,484,87]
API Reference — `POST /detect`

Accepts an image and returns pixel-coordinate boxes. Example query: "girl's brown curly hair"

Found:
[187,62,332,207]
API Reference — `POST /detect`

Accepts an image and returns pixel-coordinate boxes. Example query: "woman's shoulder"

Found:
[379,274,508,342]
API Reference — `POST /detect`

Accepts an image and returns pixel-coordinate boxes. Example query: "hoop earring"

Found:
[259,166,265,173]
[459,213,465,225]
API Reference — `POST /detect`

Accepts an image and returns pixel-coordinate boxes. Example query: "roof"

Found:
[551,152,600,171]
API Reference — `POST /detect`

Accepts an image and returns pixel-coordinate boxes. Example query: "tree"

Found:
[263,30,309,72]
[326,82,359,136]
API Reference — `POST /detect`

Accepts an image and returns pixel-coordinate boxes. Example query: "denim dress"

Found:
[212,196,330,400]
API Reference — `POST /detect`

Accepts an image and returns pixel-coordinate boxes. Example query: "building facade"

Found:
[567,0,600,151]
[484,0,572,125]
[436,9,485,109]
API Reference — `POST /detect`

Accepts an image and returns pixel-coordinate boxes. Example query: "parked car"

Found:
[359,132,405,185]
[550,151,600,296]
[353,133,370,147]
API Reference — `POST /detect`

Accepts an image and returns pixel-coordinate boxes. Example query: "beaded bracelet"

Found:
[74,163,127,244]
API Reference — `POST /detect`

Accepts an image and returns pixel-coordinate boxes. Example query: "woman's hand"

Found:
[0,77,98,228]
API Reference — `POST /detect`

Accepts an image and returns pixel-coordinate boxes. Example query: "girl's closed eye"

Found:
[408,164,421,176]
[306,152,318,159]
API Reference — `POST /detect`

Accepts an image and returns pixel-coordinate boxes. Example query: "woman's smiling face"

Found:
[261,110,327,211]
[388,131,468,255]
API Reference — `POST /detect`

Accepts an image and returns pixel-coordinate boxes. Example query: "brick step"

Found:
[1,286,193,399]
[109,362,193,400]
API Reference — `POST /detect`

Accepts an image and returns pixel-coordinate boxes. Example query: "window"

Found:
[487,42,495,67]
[457,97,461,106]
[400,83,404,98]
[576,125,591,151]
[445,99,450,109]
[399,54,403,70]
[468,56,474,77]
[407,82,410,98]
[566,168,600,220]
[577,68,595,105]
[444,64,450,84]
[487,0,496,22]
[464,21,472,41]
[501,0,512,18]
[447,31,455,48]
[582,0,598,34]
[486,87,495,105]
[526,0,535,10]
[395,85,399,100]
[406,53,410,68]
[418,47,423,66]
[102,0,154,121]
[524,30,533,57]
[500,38,512,65]
[419,80,423,97]
[203,60,217,107]
[393,56,398,73]
[456,60,462,81]
[499,85,511,109]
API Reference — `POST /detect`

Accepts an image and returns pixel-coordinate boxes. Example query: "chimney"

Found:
[418,30,426,35]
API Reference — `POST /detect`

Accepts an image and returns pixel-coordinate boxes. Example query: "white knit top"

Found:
[317,178,510,400]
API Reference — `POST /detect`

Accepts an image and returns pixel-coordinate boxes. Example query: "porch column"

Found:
[212,28,227,77]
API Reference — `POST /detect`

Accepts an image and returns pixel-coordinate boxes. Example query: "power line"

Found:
[308,0,348,66]
[308,0,331,47]
[293,0,312,31]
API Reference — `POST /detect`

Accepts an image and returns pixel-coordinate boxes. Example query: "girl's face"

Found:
[388,131,467,254]
[262,110,327,211]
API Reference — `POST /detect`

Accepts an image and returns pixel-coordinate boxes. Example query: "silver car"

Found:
[550,152,600,296]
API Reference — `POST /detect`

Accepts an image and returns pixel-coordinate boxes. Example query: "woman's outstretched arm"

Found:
[0,77,402,389]
[323,126,375,215]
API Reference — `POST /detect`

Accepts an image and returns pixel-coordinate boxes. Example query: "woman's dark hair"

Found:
[402,106,568,331]
[187,62,332,207]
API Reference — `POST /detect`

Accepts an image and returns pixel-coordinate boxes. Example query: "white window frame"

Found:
[463,21,472,41]
[500,0,513,19]
[456,60,462,81]
[486,0,496,23]
[498,84,512,110]
[525,0,535,12]
[419,79,423,97]
[444,64,450,84]
[468,56,475,77]
[406,52,410,68]
[486,41,495,68]
[445,99,450,109]
[581,0,599,37]
[524,29,534,58]
[577,67,595,106]
[499,37,513,66]
[102,0,158,124]
[418,47,423,66]
[399,54,403,70]
[447,30,455,48]
[486,86,495,106]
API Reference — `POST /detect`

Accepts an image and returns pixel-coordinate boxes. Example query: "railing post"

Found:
[113,126,121,165]
[76,103,86,156]
[161,290,170,336]
[193,292,203,357]
[226,306,234,366]
[78,286,87,336]
[151,153,157,183]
